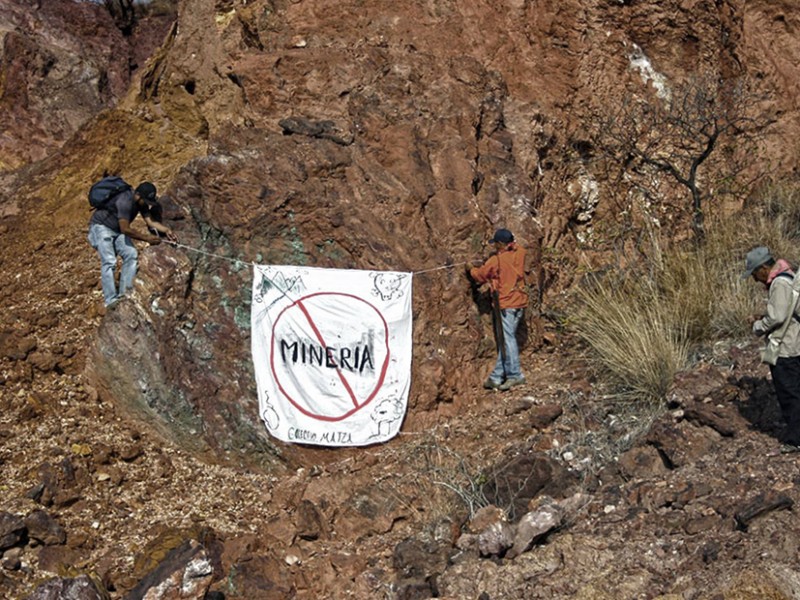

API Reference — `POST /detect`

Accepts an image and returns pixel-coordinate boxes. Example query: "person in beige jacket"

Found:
[744,246,800,452]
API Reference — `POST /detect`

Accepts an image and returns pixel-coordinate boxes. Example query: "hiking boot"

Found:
[780,443,800,455]
[499,377,526,391]
[105,295,127,312]
[483,379,503,390]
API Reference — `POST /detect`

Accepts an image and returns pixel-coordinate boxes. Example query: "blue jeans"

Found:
[488,308,524,383]
[88,223,138,306]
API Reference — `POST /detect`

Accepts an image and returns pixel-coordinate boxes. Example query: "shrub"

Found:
[570,181,800,402]
[573,278,689,402]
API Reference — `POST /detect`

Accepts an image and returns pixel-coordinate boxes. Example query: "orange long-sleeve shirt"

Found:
[469,243,528,309]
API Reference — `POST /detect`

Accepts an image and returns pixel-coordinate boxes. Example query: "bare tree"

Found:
[592,75,771,242]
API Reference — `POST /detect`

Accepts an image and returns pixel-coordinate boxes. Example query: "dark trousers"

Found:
[770,356,800,445]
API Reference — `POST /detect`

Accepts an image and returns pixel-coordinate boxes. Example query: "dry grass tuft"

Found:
[573,279,689,402]
[572,181,800,402]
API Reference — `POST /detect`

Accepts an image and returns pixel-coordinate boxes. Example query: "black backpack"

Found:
[88,176,131,210]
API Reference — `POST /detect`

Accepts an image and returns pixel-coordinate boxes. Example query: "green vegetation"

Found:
[571,183,800,402]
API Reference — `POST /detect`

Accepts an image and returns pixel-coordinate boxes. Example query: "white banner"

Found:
[251,265,412,446]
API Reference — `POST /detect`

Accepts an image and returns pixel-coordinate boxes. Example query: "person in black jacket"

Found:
[87,182,175,307]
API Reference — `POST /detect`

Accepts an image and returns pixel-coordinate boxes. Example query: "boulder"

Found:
[124,539,213,600]
[482,451,577,520]
[506,504,562,559]
[0,512,25,551]
[23,575,108,600]
[477,521,516,557]
[24,510,66,546]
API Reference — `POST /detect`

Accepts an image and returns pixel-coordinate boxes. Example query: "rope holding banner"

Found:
[413,262,469,275]
[164,240,467,275]
[166,241,252,268]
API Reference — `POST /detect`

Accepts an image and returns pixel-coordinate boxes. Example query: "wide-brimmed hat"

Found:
[741,246,772,279]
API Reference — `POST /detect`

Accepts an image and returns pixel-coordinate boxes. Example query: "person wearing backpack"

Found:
[466,228,529,392]
[87,178,176,308]
[744,246,800,453]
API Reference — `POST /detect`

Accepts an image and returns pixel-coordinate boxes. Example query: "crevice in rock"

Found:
[652,445,675,470]
[139,21,177,100]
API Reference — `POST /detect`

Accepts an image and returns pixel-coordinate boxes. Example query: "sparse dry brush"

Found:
[372,432,491,521]
[573,277,689,403]
[571,182,800,403]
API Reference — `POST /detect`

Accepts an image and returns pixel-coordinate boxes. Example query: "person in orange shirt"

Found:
[467,228,528,391]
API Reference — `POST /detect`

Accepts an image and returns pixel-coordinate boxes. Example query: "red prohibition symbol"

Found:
[270,292,391,422]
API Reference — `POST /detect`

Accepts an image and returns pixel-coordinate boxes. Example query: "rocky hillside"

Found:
[2,0,800,598]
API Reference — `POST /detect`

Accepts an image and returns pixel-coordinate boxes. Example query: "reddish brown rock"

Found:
[618,446,670,480]
[466,505,506,534]
[333,486,409,540]
[734,492,794,532]
[294,499,328,542]
[24,510,66,546]
[0,0,174,170]
[644,418,721,469]
[683,514,721,535]
[0,333,36,361]
[32,458,85,507]
[125,539,213,600]
[482,451,577,520]
[28,351,58,372]
[528,404,564,430]
[0,512,25,551]
[667,364,738,408]
[222,555,295,600]
[682,400,747,438]
[23,575,107,600]
[118,443,144,462]
[37,546,82,575]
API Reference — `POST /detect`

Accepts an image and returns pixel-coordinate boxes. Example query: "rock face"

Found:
[58,0,795,465]
[0,0,174,172]
[24,575,107,600]
[2,3,800,596]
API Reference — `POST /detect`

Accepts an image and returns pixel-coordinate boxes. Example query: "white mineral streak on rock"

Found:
[506,505,562,559]
[477,521,515,557]
[181,557,213,594]
[569,170,600,224]
[629,43,671,100]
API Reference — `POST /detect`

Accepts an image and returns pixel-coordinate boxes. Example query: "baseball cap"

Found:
[489,228,514,244]
[135,182,158,205]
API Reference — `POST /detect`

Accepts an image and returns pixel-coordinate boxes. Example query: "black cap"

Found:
[135,182,158,204]
[489,228,514,244]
